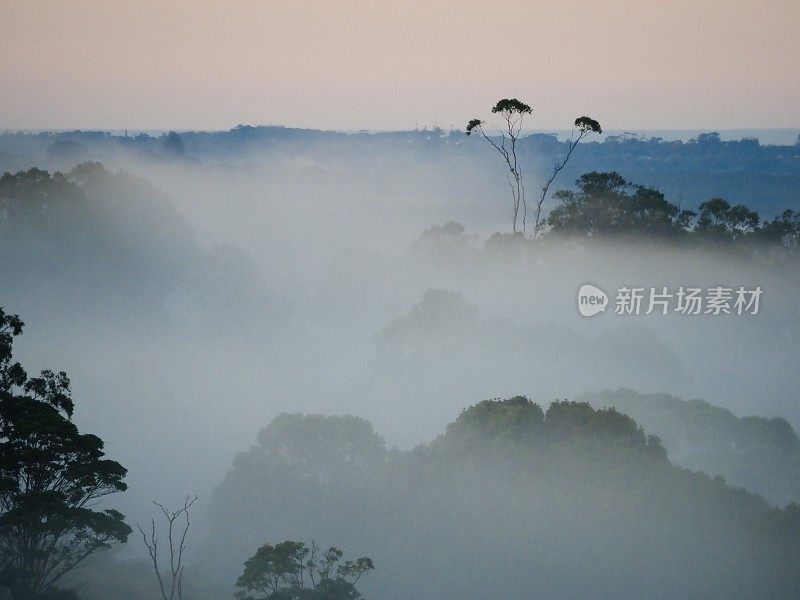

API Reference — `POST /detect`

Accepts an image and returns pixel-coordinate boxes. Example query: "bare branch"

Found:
[138,495,198,600]
[533,127,593,237]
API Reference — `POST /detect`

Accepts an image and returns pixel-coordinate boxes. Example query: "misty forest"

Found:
[2,110,800,600]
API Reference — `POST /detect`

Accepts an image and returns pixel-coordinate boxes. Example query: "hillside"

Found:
[193,399,800,600]
[580,388,800,505]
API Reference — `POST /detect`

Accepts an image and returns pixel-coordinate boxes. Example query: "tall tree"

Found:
[466,99,531,234]
[466,101,601,235]
[0,309,130,599]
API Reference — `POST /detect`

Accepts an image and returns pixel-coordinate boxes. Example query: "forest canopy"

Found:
[201,400,800,599]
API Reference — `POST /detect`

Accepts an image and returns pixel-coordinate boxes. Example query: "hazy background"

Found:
[3,133,798,536]
[1,2,800,595]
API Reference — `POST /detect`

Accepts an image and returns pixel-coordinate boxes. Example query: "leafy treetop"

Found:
[491,98,532,115]
[0,308,130,599]
[236,540,374,600]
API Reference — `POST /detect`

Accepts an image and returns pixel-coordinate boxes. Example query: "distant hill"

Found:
[0,163,282,329]
[579,388,800,505]
[194,400,800,600]
[1,126,798,217]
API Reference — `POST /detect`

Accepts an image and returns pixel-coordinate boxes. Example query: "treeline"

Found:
[1,126,797,166]
[544,171,800,244]
[1,127,799,215]
[414,170,800,258]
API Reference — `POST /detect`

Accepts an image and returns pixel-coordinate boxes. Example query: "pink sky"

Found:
[1,0,798,131]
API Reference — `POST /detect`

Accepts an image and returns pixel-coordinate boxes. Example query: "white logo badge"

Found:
[577,284,608,317]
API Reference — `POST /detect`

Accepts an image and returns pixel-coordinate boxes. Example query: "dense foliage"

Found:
[236,541,373,600]
[0,310,130,599]
[546,170,800,243]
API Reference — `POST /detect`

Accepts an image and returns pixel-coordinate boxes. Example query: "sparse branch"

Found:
[138,495,198,600]
[138,519,169,600]
[466,98,531,233]
[532,116,602,237]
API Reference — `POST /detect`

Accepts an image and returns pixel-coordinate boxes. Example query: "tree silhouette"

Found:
[138,495,198,600]
[0,309,130,599]
[161,131,185,156]
[533,116,602,236]
[546,171,694,238]
[695,197,760,241]
[467,102,601,235]
[466,99,532,234]
[236,540,374,600]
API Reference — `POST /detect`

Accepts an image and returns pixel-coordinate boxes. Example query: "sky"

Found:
[1,0,799,132]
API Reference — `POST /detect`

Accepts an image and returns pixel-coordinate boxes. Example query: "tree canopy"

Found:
[0,309,130,599]
[236,540,373,600]
[579,389,800,505]
[545,170,800,245]
[546,171,694,238]
[204,399,800,599]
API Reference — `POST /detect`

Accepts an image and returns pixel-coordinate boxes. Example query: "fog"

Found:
[2,131,799,598]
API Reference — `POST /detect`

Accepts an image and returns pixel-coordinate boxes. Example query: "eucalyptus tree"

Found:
[533,116,602,236]
[466,98,532,234]
[466,101,601,236]
[0,309,130,599]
